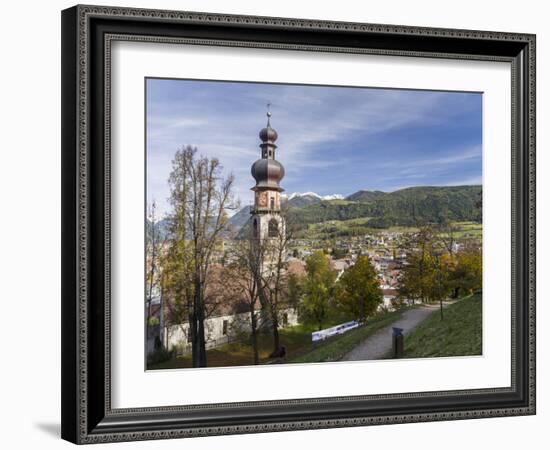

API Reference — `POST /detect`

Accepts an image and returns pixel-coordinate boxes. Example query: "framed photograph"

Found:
[61,4,536,444]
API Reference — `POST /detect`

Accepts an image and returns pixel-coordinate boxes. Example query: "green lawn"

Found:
[439,221,482,240]
[402,294,482,358]
[297,217,420,241]
[298,218,481,242]
[148,312,357,370]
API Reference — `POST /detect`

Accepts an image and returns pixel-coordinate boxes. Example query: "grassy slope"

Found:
[290,308,411,364]
[402,294,482,358]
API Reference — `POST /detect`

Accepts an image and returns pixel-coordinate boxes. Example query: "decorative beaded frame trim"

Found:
[73,4,536,443]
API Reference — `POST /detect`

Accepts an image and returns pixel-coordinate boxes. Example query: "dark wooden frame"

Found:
[61,4,536,444]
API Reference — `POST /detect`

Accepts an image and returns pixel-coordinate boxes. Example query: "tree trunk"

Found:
[250,308,259,365]
[146,300,152,329]
[197,307,207,367]
[271,313,280,355]
[190,309,199,367]
[191,280,201,367]
[193,281,207,367]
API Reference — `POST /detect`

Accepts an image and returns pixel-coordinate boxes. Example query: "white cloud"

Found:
[373,144,481,178]
[146,81,479,216]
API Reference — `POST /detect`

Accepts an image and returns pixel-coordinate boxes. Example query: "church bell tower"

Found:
[250,108,285,247]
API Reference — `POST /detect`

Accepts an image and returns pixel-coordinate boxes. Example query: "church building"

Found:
[250,110,286,271]
[161,109,299,356]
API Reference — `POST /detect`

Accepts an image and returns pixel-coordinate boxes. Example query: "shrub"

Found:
[147,346,175,365]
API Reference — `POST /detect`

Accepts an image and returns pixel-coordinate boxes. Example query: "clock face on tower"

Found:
[257,191,268,207]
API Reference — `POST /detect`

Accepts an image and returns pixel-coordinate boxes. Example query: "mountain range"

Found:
[345,190,386,202]
[291,185,482,228]
[283,192,343,208]
[150,186,482,240]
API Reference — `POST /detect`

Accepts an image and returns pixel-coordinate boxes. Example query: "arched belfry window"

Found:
[270,197,275,210]
[268,218,278,238]
[253,218,258,238]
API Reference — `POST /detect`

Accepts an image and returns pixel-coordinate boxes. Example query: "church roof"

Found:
[251,158,285,191]
[251,110,285,191]
[259,112,278,143]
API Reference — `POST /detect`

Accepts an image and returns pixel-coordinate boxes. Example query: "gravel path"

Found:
[341,305,442,361]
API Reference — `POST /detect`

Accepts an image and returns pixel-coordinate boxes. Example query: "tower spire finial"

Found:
[266,102,272,126]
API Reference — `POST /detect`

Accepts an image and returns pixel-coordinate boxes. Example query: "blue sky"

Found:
[146,78,482,218]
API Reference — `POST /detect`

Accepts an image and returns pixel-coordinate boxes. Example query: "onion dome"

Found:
[251,158,285,191]
[259,112,278,143]
[251,108,285,192]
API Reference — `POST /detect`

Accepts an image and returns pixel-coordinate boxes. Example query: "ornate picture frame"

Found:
[61,4,535,444]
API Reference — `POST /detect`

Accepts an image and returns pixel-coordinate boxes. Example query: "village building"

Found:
[382,288,399,309]
[162,262,300,355]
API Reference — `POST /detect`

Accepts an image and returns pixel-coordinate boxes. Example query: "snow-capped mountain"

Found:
[284,192,344,201]
[282,192,344,208]
[319,193,345,201]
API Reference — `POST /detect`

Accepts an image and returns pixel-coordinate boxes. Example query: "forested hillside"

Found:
[289,185,482,228]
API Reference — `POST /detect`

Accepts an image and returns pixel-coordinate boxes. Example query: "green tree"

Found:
[337,256,382,323]
[287,273,304,310]
[160,190,194,349]
[398,225,441,304]
[301,251,337,330]
[447,247,482,296]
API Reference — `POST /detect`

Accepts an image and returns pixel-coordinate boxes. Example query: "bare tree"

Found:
[253,207,295,357]
[439,222,460,257]
[225,239,263,364]
[168,145,236,367]
[145,201,164,334]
